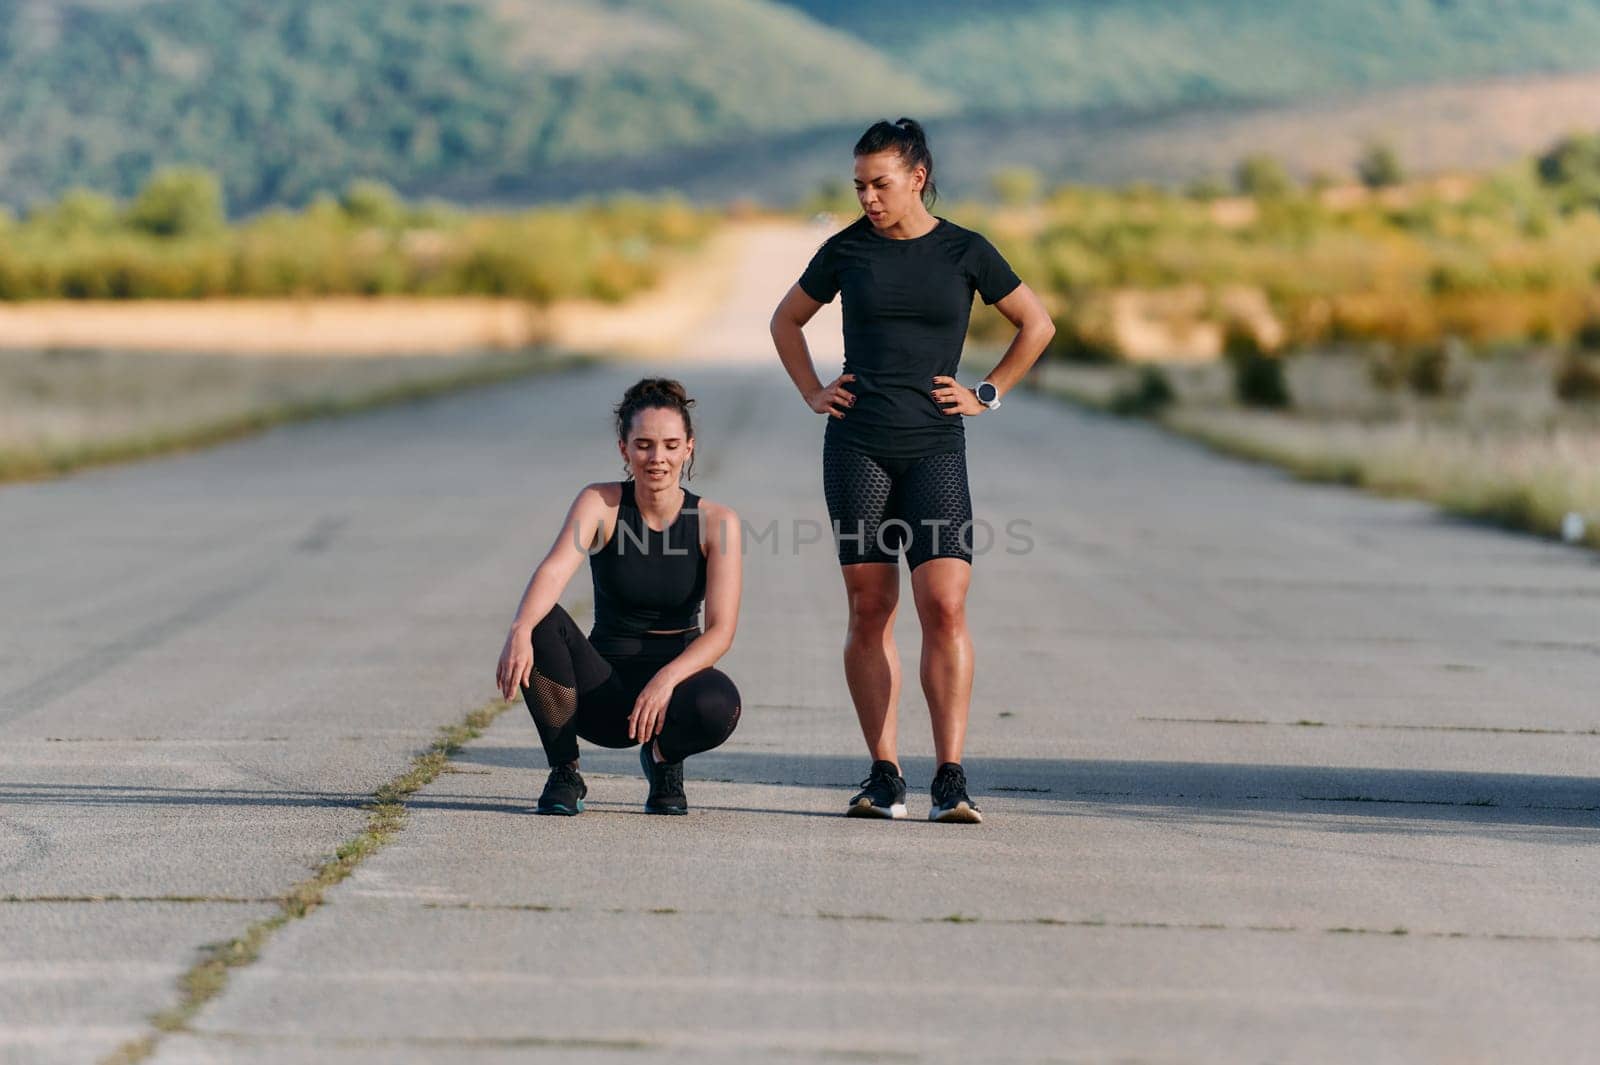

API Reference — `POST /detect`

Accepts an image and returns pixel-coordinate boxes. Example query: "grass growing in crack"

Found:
[1329,925,1411,937]
[103,698,511,1065]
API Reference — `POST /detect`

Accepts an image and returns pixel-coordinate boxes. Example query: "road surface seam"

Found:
[100,697,515,1065]
[397,902,1600,945]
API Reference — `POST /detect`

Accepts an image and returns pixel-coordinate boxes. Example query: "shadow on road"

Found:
[458,747,1600,835]
[6,751,1595,838]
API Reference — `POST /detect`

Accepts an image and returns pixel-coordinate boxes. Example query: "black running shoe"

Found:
[928,762,982,823]
[639,743,688,815]
[536,764,586,816]
[847,759,907,819]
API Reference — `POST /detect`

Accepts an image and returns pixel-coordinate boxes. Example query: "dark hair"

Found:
[614,377,696,480]
[853,117,937,207]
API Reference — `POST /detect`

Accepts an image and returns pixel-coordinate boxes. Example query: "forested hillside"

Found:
[4,0,1600,210]
[0,0,948,209]
[781,0,1600,111]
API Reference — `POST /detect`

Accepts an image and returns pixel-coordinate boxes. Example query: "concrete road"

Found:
[4,226,1599,1063]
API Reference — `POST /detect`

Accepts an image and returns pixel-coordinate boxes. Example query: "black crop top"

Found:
[589,481,706,641]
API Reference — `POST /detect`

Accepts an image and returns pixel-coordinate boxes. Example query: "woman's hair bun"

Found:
[894,117,926,143]
[621,377,692,409]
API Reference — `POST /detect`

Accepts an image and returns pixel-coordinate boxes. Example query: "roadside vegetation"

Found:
[0,346,579,484]
[940,131,1600,551]
[0,170,716,303]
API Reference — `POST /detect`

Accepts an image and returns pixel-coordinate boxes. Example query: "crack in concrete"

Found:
[100,698,513,1065]
[185,1028,918,1061]
[413,902,1600,945]
[23,736,294,744]
[1,895,278,905]
[195,1029,660,1052]
[1141,715,1600,737]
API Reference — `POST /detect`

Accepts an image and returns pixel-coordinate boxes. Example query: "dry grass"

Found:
[1165,408,1600,547]
[0,346,573,483]
[1031,356,1600,548]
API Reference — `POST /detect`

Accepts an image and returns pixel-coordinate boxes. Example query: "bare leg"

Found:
[911,558,973,765]
[841,562,901,766]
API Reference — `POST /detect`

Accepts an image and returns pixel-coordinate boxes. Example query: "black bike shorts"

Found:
[821,443,974,569]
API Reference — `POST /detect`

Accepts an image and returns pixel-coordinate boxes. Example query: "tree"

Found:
[1535,131,1600,187]
[33,188,119,235]
[1356,139,1404,189]
[125,167,225,237]
[340,179,405,227]
[1534,131,1600,209]
[1234,154,1294,200]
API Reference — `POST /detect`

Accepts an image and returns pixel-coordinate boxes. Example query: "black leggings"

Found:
[822,443,975,568]
[521,604,741,767]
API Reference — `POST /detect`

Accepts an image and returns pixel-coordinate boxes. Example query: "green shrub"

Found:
[0,184,713,302]
[34,189,120,236]
[1234,154,1295,200]
[340,179,405,227]
[1356,140,1404,189]
[1405,342,1467,398]
[1574,313,1600,352]
[1555,355,1600,403]
[1226,324,1291,408]
[1109,365,1176,416]
[125,167,225,238]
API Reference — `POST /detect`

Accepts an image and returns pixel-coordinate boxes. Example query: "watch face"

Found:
[976,381,998,404]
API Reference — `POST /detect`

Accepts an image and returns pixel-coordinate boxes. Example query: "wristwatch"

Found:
[975,379,1002,411]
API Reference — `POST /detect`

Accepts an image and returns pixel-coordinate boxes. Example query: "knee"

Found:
[684,670,742,732]
[918,593,966,637]
[698,671,741,721]
[846,590,897,632]
[528,603,573,655]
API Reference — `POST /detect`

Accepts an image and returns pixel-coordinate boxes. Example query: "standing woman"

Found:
[495,378,743,816]
[769,118,1055,823]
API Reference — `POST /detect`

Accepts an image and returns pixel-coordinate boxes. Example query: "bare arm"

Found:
[977,282,1056,397]
[654,500,742,685]
[626,499,744,741]
[769,284,855,418]
[494,483,610,700]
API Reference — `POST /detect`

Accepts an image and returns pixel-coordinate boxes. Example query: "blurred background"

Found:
[2,0,1599,543]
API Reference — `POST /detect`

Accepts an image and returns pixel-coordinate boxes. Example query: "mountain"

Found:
[482,71,1600,205]
[777,0,1600,113]
[2,0,1599,210]
[0,0,950,209]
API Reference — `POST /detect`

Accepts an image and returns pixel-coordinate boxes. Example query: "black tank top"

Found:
[589,481,706,641]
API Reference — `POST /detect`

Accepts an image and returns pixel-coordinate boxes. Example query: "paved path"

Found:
[3,224,1599,1064]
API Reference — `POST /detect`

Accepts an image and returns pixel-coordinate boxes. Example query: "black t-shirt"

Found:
[798,215,1021,459]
